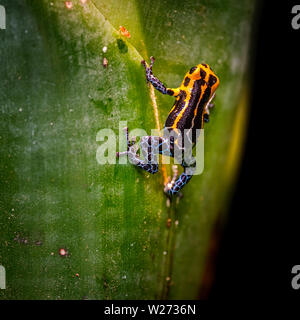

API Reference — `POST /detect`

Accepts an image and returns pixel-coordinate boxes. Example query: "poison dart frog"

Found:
[117,56,219,196]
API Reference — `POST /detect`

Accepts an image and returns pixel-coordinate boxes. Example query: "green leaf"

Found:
[0,0,256,299]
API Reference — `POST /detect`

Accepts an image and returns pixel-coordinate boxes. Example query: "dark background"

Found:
[210,0,299,303]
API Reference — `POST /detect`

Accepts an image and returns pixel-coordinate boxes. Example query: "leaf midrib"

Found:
[90,0,174,299]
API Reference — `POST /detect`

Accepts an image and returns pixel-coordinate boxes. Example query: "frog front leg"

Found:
[141,56,181,97]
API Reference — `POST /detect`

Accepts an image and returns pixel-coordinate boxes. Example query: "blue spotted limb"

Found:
[164,163,196,197]
[117,128,197,196]
[117,127,170,175]
[141,56,181,97]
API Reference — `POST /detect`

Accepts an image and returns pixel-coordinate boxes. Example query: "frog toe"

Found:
[204,114,210,123]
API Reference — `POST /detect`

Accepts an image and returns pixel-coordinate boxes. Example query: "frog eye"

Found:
[189,66,197,74]
[208,74,218,86]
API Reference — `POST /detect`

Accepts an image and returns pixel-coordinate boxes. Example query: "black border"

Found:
[211,0,300,303]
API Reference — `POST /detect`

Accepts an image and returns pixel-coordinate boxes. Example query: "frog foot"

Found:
[141,56,155,70]
[116,127,136,158]
[141,56,156,85]
[163,165,179,196]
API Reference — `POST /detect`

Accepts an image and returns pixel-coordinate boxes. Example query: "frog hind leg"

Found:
[128,143,159,174]
[116,127,136,156]
[117,128,164,174]
[164,145,196,196]
[165,164,196,196]
[117,128,196,195]
[203,93,216,123]
[128,135,159,174]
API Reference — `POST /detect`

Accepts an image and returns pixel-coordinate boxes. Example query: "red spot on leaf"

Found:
[65,1,73,9]
[119,26,131,38]
[59,248,67,256]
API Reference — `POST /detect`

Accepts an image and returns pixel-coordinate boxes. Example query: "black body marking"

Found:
[193,86,212,130]
[208,74,217,86]
[164,90,187,128]
[177,79,202,130]
[189,66,197,74]
[200,68,206,79]
[147,137,152,162]
[183,77,191,86]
